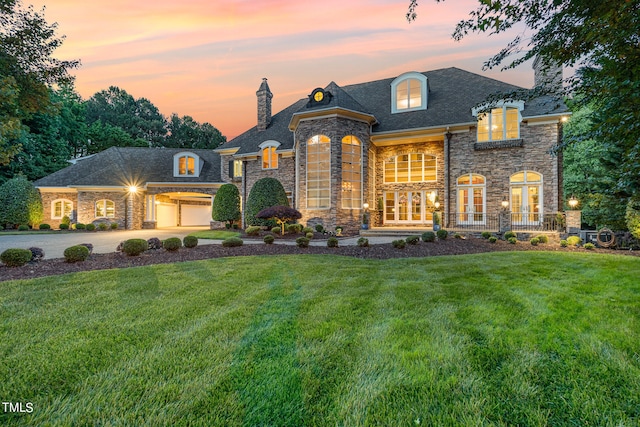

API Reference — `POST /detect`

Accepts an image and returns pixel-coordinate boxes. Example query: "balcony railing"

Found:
[440,212,565,233]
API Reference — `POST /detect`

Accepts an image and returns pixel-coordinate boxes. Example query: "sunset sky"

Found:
[29,0,534,139]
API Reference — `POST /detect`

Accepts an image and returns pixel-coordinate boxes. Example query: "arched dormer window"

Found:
[259,140,280,169]
[472,101,525,142]
[391,72,428,113]
[173,152,201,177]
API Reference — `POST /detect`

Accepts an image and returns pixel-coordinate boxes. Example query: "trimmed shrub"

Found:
[530,237,540,246]
[488,236,498,243]
[78,243,93,255]
[28,247,45,262]
[536,234,549,244]
[584,242,596,250]
[110,222,118,230]
[256,205,302,235]
[245,226,262,236]
[0,176,43,228]
[481,231,492,239]
[327,237,339,248]
[183,235,198,248]
[302,227,314,234]
[454,233,464,239]
[123,239,148,256]
[1,248,32,267]
[422,231,436,242]
[567,235,582,246]
[18,224,29,231]
[504,231,517,240]
[59,223,69,230]
[245,177,289,227]
[270,227,280,234]
[406,235,420,245]
[296,237,310,248]
[163,237,182,251]
[436,229,448,240]
[212,183,241,228]
[98,223,108,231]
[315,224,324,233]
[61,215,71,226]
[147,237,162,250]
[75,223,86,230]
[357,237,369,247]
[305,232,313,239]
[560,239,568,247]
[85,223,96,231]
[508,237,518,244]
[263,235,275,244]
[287,223,303,234]
[625,197,640,240]
[64,245,90,263]
[39,223,51,230]
[222,237,244,247]
[392,239,406,249]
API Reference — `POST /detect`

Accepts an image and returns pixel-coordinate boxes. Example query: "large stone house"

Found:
[35,61,569,231]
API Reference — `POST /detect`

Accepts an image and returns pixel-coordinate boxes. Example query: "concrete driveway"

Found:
[0,227,216,259]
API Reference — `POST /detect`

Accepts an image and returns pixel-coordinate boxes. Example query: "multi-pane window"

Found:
[384,153,436,183]
[262,146,278,169]
[178,155,195,175]
[341,135,362,209]
[307,135,331,209]
[95,199,115,218]
[457,174,486,224]
[477,107,520,141]
[395,78,422,111]
[52,199,73,219]
[233,160,243,178]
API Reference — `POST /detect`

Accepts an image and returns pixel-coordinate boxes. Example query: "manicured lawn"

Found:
[1,252,639,426]
[187,229,240,240]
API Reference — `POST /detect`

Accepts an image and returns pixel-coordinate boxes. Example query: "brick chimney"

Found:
[256,78,273,131]
[533,56,563,94]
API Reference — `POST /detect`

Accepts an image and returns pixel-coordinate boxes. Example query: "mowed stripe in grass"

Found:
[1,252,639,426]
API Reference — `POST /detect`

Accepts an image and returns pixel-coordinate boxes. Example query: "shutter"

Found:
[229,160,234,178]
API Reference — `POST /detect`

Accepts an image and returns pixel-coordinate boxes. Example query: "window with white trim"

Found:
[262,146,278,169]
[173,152,201,177]
[307,135,331,209]
[456,173,486,224]
[391,72,428,113]
[472,101,524,142]
[341,135,362,209]
[51,199,73,219]
[95,199,115,218]
[233,160,243,177]
[383,153,436,183]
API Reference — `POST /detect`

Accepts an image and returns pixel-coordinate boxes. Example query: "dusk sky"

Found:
[30,0,534,139]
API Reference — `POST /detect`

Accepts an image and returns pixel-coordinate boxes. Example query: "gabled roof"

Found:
[34,146,222,188]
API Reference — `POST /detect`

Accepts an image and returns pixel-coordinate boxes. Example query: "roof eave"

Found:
[288,107,377,131]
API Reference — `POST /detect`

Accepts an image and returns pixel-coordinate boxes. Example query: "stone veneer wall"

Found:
[448,122,561,216]
[39,191,78,228]
[244,155,295,210]
[76,191,128,229]
[295,117,371,232]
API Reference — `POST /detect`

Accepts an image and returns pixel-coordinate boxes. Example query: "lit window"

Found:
[173,152,201,177]
[391,72,428,113]
[96,199,115,218]
[341,135,362,209]
[307,135,331,209]
[476,106,521,142]
[233,160,243,177]
[456,174,486,224]
[52,199,73,219]
[383,153,436,183]
[262,146,278,169]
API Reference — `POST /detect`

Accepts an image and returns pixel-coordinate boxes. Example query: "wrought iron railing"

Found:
[440,212,565,233]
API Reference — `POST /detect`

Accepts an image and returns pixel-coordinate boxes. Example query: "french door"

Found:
[457,187,485,224]
[384,191,435,224]
[511,185,541,225]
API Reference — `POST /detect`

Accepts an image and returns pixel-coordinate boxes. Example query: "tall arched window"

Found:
[510,171,543,225]
[341,135,362,209]
[307,135,331,209]
[96,199,115,218]
[456,173,486,224]
[51,199,73,219]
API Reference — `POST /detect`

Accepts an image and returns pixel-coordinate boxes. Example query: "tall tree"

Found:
[164,113,226,149]
[0,0,79,165]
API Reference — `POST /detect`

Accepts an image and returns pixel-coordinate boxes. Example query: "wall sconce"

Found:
[434,201,440,210]
[501,197,509,209]
[568,195,579,209]
[128,185,138,194]
[363,202,369,211]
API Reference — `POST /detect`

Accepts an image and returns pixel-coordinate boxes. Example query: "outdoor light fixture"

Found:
[501,197,509,209]
[434,201,440,210]
[363,202,369,210]
[128,185,138,194]
[568,195,579,209]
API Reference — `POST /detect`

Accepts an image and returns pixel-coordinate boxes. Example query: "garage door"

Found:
[181,205,212,226]
[157,203,178,228]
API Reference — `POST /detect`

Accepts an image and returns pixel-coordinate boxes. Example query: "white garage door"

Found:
[157,203,178,228]
[181,205,212,226]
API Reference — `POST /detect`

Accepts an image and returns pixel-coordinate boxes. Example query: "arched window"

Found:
[456,173,486,224]
[307,135,331,209]
[259,140,280,169]
[391,72,428,113]
[51,199,73,219]
[384,153,436,183]
[472,101,524,142]
[173,152,201,177]
[96,199,115,218]
[510,171,543,225]
[341,135,362,209]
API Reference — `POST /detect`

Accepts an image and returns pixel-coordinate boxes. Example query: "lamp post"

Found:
[362,202,370,230]
[433,199,441,231]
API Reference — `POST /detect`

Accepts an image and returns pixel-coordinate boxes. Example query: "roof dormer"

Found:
[391,72,428,114]
[173,151,202,177]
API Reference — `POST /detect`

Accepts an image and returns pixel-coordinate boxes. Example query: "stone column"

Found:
[127,193,134,230]
[565,210,581,234]
[499,210,511,234]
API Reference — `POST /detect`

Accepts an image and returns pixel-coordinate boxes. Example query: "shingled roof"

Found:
[34,147,222,188]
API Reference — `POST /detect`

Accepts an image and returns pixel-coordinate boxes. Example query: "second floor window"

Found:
[477,107,520,142]
[262,146,278,169]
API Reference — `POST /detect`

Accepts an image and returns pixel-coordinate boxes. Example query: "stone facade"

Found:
[40,191,78,228]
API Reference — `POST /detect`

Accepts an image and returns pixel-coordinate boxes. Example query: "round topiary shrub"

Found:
[392,239,406,249]
[584,242,596,250]
[567,236,582,246]
[163,237,182,251]
[1,248,32,267]
[530,237,540,246]
[488,236,498,243]
[481,231,492,239]
[39,223,51,230]
[271,227,280,234]
[85,223,96,231]
[422,231,436,242]
[305,232,313,239]
[110,222,118,230]
[296,237,310,248]
[315,224,324,233]
[222,237,243,247]
[263,235,275,244]
[18,224,29,231]
[183,235,198,248]
[245,226,262,236]
[302,227,314,235]
[357,237,369,247]
[123,239,149,256]
[78,243,93,255]
[75,223,86,230]
[98,223,108,231]
[59,223,69,230]
[147,237,162,250]
[504,231,517,240]
[327,237,339,248]
[508,237,518,244]
[406,235,420,245]
[64,245,90,263]
[245,177,289,227]
[28,247,45,262]
[560,239,568,247]
[536,234,549,244]
[436,229,448,240]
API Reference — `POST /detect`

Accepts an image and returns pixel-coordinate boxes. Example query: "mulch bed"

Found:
[1,236,637,283]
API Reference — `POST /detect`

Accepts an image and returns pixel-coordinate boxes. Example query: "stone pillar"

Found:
[565,210,581,234]
[499,210,511,234]
[126,193,134,230]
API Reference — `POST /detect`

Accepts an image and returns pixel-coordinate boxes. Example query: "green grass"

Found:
[186,229,240,240]
[1,252,639,426]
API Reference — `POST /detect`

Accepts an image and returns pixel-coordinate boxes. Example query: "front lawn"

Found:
[1,252,639,426]
[186,229,240,240]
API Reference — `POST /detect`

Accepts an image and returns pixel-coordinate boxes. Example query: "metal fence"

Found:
[441,212,566,233]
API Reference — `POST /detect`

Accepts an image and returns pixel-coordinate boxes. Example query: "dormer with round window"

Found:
[173,152,202,177]
[391,72,428,113]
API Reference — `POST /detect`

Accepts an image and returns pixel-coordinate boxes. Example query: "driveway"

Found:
[0,227,216,259]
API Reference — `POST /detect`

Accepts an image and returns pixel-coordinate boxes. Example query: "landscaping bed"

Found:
[1,235,636,282]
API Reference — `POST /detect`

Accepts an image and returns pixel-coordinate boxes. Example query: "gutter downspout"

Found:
[444,129,452,228]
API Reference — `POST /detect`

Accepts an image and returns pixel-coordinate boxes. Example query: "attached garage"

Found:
[181,204,212,226]
[156,203,178,228]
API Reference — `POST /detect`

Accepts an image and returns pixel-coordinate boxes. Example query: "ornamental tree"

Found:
[211,183,241,228]
[256,206,302,235]
[0,175,43,228]
[245,177,289,227]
